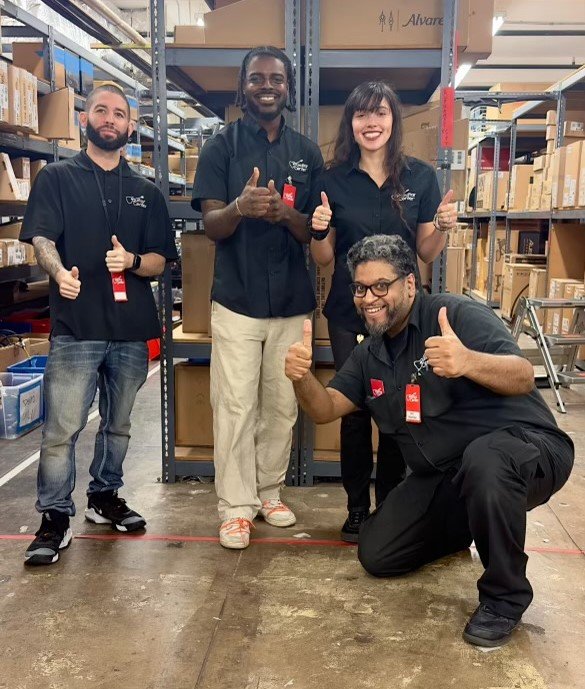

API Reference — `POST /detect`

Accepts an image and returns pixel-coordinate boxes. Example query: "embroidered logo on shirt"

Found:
[392,189,416,202]
[126,195,147,208]
[370,379,385,397]
[289,159,308,173]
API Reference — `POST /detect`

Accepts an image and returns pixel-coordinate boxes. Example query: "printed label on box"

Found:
[19,386,41,428]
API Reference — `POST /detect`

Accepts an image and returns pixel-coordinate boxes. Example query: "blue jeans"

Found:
[36,337,148,515]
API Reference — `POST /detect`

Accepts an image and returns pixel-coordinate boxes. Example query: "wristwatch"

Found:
[131,253,142,271]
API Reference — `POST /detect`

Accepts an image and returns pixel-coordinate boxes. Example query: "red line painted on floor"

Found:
[0,533,583,555]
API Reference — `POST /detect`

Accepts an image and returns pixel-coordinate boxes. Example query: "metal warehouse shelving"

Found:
[151,0,463,485]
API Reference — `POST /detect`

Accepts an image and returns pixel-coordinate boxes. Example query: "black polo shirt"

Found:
[191,116,323,318]
[20,151,178,341]
[311,155,441,333]
[328,293,572,475]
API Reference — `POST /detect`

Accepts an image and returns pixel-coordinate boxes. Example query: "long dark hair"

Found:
[330,81,408,221]
[235,46,297,113]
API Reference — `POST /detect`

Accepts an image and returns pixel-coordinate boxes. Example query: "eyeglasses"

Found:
[350,275,404,298]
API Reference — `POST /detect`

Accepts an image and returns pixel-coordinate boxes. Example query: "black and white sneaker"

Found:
[85,491,146,533]
[25,511,73,566]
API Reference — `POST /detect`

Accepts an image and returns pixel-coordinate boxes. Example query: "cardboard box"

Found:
[477,171,509,210]
[64,51,80,93]
[181,233,215,334]
[315,260,334,341]
[168,153,182,174]
[508,165,532,210]
[127,96,139,122]
[561,141,582,208]
[320,0,491,55]
[564,120,585,138]
[547,278,581,334]
[0,154,27,202]
[38,87,76,140]
[546,139,555,155]
[12,42,66,88]
[0,337,48,372]
[174,362,213,448]
[528,268,547,326]
[11,157,30,180]
[7,65,22,127]
[0,60,8,124]
[532,155,548,172]
[578,146,585,208]
[551,147,567,209]
[501,263,538,319]
[79,58,94,97]
[446,246,465,294]
[561,282,585,334]
[546,125,557,141]
[546,110,557,126]
[30,159,47,187]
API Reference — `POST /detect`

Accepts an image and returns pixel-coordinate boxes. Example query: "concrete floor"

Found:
[0,368,584,689]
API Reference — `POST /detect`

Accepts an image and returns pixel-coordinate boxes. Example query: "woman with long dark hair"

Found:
[310,81,456,542]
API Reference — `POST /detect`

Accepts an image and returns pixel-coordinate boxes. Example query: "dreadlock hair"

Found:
[328,81,409,232]
[235,46,296,113]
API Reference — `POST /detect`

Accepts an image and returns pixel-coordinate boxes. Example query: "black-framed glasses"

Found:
[350,275,404,298]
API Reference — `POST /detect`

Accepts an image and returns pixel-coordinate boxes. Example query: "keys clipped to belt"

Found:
[406,354,428,424]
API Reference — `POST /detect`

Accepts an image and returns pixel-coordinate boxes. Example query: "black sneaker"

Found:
[25,511,72,566]
[340,508,369,543]
[463,604,521,647]
[85,491,146,533]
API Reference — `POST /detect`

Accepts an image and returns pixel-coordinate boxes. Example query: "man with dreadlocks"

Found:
[191,46,323,549]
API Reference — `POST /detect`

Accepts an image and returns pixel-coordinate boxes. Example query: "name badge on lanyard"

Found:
[91,161,128,303]
[282,176,297,208]
[406,355,428,424]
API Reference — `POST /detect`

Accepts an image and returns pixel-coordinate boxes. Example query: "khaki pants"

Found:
[210,302,307,521]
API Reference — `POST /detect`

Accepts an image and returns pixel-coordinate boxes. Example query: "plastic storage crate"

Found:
[7,355,48,375]
[0,372,44,439]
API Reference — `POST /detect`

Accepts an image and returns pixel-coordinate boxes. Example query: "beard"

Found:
[86,121,129,152]
[245,95,287,122]
[360,308,397,337]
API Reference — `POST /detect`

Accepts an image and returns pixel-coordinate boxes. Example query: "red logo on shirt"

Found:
[370,379,385,397]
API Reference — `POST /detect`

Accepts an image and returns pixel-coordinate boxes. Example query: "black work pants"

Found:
[357,426,574,620]
[328,322,406,511]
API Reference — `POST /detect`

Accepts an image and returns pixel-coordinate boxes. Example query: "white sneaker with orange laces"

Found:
[219,518,253,549]
[259,499,296,527]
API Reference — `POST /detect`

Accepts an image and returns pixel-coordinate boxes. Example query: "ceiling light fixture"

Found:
[455,63,472,88]
[492,15,505,36]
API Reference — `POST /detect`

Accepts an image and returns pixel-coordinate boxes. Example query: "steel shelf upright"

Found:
[153,0,304,483]
[298,0,459,487]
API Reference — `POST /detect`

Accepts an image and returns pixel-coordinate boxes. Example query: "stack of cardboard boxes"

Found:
[0,221,36,269]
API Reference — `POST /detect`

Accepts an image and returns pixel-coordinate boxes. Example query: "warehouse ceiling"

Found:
[103,0,585,93]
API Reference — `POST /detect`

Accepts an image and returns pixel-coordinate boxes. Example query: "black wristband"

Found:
[309,227,330,241]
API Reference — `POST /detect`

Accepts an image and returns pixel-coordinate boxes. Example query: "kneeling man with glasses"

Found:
[285,234,573,648]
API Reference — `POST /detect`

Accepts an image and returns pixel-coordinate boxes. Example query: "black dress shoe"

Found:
[463,604,521,647]
[340,509,369,543]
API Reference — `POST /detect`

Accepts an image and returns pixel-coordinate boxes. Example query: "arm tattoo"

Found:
[32,237,65,280]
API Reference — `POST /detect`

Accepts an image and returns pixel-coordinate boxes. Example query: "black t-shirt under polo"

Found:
[20,151,178,341]
[191,115,323,318]
[328,293,572,475]
[310,155,441,333]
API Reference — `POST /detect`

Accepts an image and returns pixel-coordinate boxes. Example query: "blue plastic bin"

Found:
[0,372,45,439]
[7,356,48,375]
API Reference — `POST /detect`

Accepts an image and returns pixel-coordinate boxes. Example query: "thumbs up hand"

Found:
[264,178,287,224]
[285,319,313,381]
[434,189,457,233]
[56,265,81,300]
[105,234,131,273]
[423,306,470,378]
[236,167,271,218]
[310,191,333,233]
